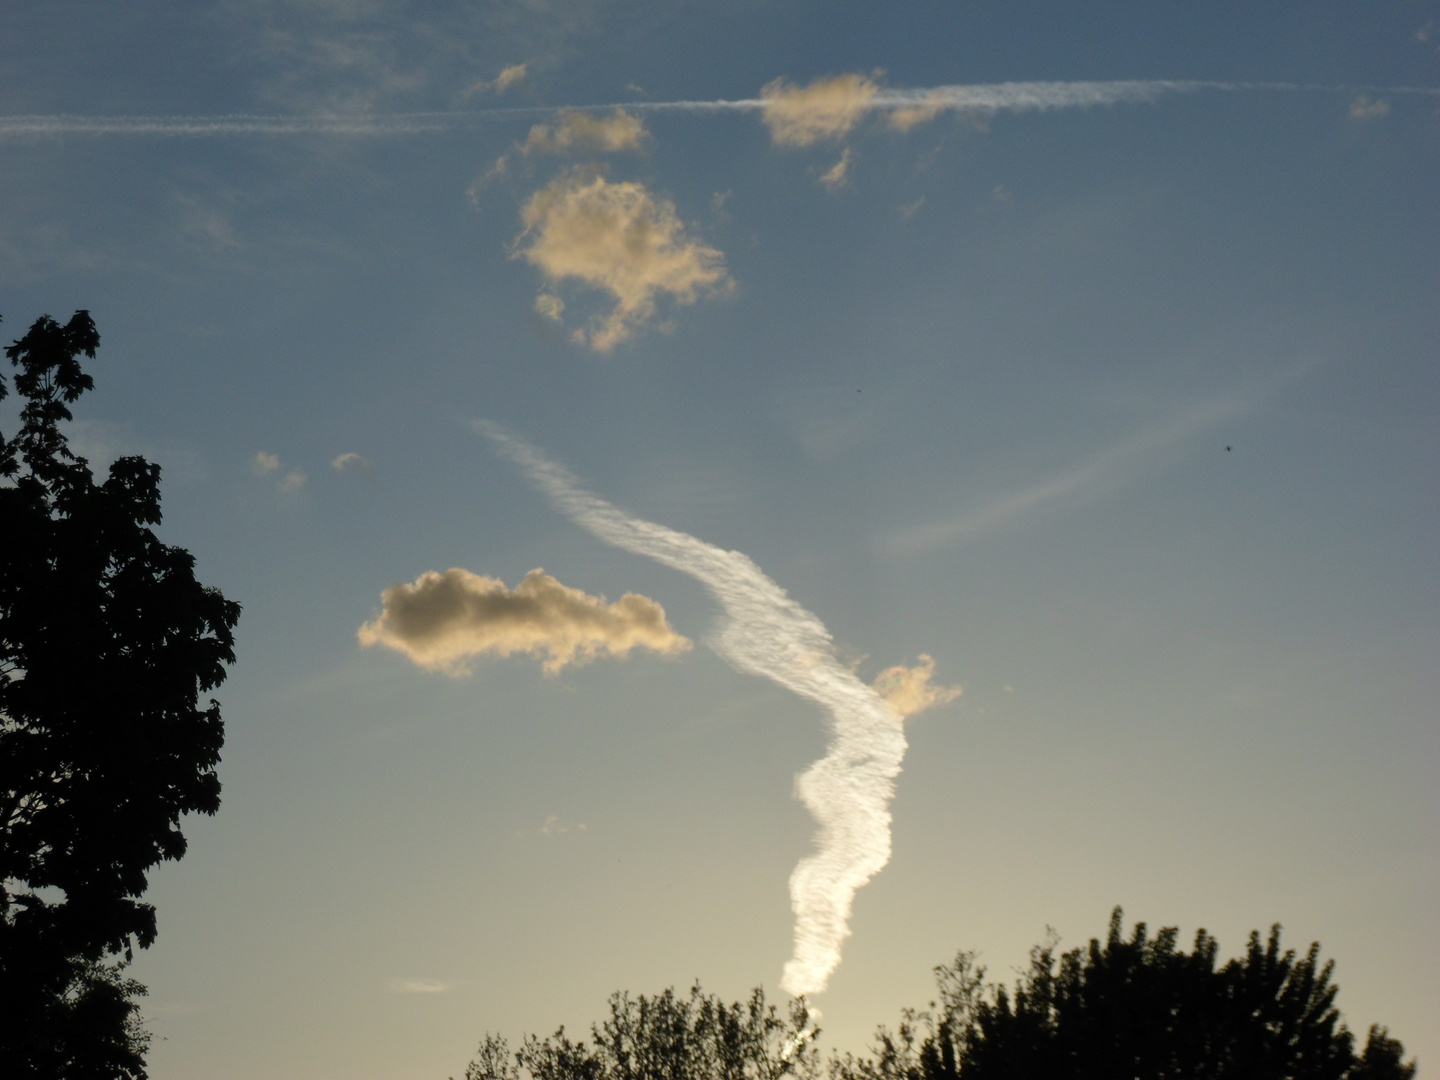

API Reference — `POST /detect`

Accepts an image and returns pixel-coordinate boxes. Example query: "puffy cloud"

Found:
[817,148,852,191]
[252,450,280,474]
[1348,95,1390,120]
[871,654,961,718]
[521,109,647,155]
[358,567,692,675]
[515,171,730,351]
[278,468,306,492]
[760,73,879,146]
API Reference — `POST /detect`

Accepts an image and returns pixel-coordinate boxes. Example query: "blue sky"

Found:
[3,3,1438,1078]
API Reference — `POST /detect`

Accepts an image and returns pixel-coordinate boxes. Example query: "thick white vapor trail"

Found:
[479,422,906,998]
[6,80,1432,139]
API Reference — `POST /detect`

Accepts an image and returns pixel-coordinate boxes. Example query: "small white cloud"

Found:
[817,148,853,191]
[760,73,880,146]
[494,63,528,93]
[534,293,565,322]
[358,567,692,675]
[872,654,961,718]
[898,195,925,221]
[253,451,280,474]
[515,170,730,351]
[537,814,588,837]
[279,468,306,492]
[1348,95,1390,121]
[332,451,376,481]
[466,63,527,97]
[521,109,648,156]
[389,979,451,994]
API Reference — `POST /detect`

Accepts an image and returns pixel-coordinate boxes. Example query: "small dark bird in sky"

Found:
[1226,446,1232,451]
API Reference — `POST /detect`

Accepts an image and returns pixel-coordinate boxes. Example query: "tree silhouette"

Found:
[509,912,1417,1080]
[833,908,1415,1080]
[459,984,820,1080]
[0,312,241,1079]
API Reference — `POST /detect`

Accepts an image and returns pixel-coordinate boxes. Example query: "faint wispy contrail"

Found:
[478,421,906,999]
[882,363,1315,556]
[5,80,1433,139]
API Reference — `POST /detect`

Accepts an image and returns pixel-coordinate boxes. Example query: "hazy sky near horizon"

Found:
[2,3,1438,1078]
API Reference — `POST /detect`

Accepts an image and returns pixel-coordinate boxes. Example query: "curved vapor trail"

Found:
[4,79,1434,139]
[478,421,906,998]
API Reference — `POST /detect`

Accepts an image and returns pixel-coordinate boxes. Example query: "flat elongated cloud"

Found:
[480,423,959,998]
[358,567,691,675]
[515,171,730,351]
[390,978,452,994]
[522,109,647,155]
[760,74,879,146]
[871,655,961,717]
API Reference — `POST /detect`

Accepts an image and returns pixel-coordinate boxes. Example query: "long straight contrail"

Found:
[5,79,1433,139]
[478,421,906,999]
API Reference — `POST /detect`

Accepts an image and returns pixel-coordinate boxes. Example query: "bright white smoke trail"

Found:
[6,80,1434,139]
[478,421,906,999]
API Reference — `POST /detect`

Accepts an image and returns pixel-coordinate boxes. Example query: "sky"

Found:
[2,2,1438,1077]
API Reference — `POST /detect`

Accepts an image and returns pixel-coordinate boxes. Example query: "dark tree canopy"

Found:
[469,911,1414,1080]
[460,984,820,1080]
[0,311,241,1079]
[833,909,1415,1080]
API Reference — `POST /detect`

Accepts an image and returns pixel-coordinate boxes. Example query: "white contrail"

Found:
[5,80,1433,139]
[478,421,906,999]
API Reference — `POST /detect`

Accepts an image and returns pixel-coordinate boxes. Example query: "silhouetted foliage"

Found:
[480,910,1415,1080]
[833,908,1415,1080]
[458,984,820,1080]
[0,312,241,1078]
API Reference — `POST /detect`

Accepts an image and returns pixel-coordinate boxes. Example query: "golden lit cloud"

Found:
[887,90,949,132]
[358,567,691,675]
[252,450,280,474]
[515,171,730,351]
[760,73,879,146]
[494,63,528,93]
[467,63,527,97]
[871,654,961,718]
[521,109,648,155]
